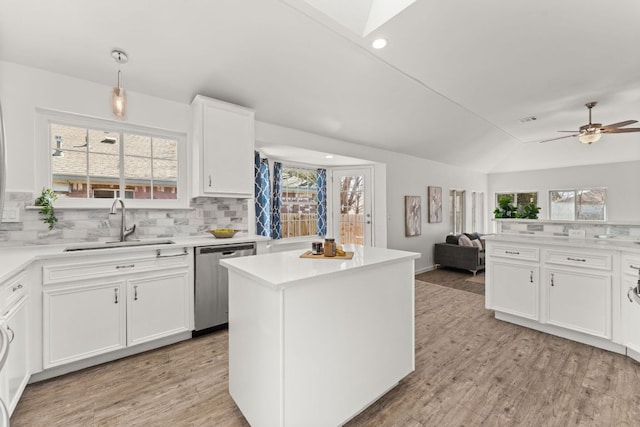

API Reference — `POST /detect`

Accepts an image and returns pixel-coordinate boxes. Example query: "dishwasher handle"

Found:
[197,244,256,255]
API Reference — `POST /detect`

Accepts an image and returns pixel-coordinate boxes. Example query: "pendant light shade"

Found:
[111,50,128,119]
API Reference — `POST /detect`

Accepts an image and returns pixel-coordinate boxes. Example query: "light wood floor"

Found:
[12,273,640,426]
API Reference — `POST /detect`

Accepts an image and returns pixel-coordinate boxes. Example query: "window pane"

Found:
[495,193,515,206]
[88,130,120,155]
[124,134,152,157]
[281,168,318,238]
[577,189,606,220]
[152,159,178,200]
[339,175,364,245]
[550,191,575,220]
[153,137,178,161]
[51,124,89,198]
[129,183,151,200]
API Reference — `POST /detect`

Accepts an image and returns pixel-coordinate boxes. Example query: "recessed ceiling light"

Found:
[325,155,334,159]
[372,38,387,49]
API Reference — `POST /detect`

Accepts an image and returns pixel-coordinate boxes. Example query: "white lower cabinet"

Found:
[489,260,538,320]
[42,249,192,369]
[622,277,640,359]
[127,270,190,347]
[545,268,611,339]
[44,281,127,367]
[1,295,29,415]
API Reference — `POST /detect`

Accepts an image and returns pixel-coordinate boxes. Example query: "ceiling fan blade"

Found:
[538,134,579,143]
[604,128,640,134]
[601,120,638,129]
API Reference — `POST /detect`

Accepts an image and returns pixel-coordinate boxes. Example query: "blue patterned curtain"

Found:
[316,168,327,236]
[271,161,283,239]
[254,151,271,237]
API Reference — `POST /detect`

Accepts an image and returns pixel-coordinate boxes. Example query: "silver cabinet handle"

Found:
[156,248,188,258]
[114,288,119,304]
[505,250,520,255]
[530,271,533,283]
[629,287,635,303]
[208,175,212,187]
[567,257,586,262]
[12,284,23,292]
[134,285,138,301]
[6,326,14,344]
[550,273,555,287]
[116,264,135,269]
[630,264,640,270]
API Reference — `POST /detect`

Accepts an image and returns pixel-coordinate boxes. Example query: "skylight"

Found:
[304,0,416,37]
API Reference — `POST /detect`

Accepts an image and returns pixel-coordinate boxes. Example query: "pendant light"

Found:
[111,49,128,119]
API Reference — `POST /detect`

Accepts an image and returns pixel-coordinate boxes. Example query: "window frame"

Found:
[549,188,607,221]
[279,164,321,239]
[36,108,188,209]
[449,189,466,235]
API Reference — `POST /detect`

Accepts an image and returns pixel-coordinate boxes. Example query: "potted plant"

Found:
[493,196,518,218]
[520,202,541,219]
[34,187,58,230]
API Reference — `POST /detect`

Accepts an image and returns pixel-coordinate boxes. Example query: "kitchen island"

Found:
[221,244,420,427]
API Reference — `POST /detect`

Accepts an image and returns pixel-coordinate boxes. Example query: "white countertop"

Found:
[484,233,640,253]
[0,234,270,283]
[220,244,420,289]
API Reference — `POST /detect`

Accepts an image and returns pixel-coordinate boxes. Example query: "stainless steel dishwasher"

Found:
[194,242,256,334]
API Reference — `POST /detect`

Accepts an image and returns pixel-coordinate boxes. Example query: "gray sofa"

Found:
[434,233,485,275]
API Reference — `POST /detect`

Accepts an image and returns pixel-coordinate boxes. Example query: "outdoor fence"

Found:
[281,213,364,244]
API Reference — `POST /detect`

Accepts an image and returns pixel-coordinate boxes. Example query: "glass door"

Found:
[331,168,372,246]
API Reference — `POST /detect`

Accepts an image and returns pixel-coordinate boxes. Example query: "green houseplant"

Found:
[493,196,518,218]
[520,202,541,219]
[34,187,58,230]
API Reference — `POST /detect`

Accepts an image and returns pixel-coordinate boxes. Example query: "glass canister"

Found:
[323,238,336,257]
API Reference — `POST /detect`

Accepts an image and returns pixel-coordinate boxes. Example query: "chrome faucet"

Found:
[109,198,136,242]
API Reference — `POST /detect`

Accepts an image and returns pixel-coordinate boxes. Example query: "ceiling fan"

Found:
[539,101,640,144]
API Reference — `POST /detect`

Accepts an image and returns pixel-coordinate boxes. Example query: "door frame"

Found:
[329,166,375,247]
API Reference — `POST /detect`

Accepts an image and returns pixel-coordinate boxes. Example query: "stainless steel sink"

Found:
[64,239,175,252]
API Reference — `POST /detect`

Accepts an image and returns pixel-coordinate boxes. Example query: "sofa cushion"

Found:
[458,234,473,246]
[471,239,483,250]
[445,234,459,245]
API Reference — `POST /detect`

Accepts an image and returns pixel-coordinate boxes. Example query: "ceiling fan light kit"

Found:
[539,101,640,144]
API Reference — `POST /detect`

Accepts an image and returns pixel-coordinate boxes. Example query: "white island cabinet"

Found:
[221,245,419,427]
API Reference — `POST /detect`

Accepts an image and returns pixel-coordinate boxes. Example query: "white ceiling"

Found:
[1,0,640,173]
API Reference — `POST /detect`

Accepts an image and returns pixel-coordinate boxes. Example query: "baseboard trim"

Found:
[415,265,436,275]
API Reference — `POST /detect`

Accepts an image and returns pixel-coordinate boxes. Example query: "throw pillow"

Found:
[458,234,473,247]
[464,232,479,241]
[446,235,459,245]
[471,239,483,250]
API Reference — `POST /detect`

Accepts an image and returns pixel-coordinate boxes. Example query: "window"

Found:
[471,192,484,233]
[495,192,538,215]
[38,110,186,208]
[449,189,465,234]
[280,166,319,238]
[550,188,606,221]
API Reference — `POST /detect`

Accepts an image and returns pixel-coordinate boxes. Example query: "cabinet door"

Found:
[489,261,538,319]
[127,269,190,347]
[2,296,29,415]
[546,269,611,338]
[202,103,253,196]
[43,281,126,368]
[622,278,640,359]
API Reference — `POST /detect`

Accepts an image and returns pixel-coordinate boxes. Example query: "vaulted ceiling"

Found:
[1,0,639,173]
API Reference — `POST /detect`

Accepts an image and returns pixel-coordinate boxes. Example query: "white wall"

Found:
[0,60,191,192]
[488,160,640,224]
[256,122,488,273]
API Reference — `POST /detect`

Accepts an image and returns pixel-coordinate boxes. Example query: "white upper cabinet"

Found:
[191,95,255,198]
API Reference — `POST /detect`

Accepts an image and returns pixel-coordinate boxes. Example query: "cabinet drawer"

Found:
[43,248,190,285]
[489,244,539,262]
[545,250,611,271]
[0,271,27,315]
[622,256,640,277]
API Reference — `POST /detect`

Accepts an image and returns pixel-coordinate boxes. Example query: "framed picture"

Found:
[428,186,442,223]
[405,196,421,237]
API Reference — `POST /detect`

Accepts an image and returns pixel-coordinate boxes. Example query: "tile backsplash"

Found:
[0,192,249,247]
